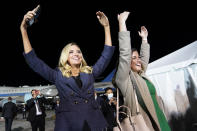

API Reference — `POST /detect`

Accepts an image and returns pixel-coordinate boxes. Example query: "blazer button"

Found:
[71,92,74,96]
[88,91,91,94]
[84,100,88,103]
[74,101,78,104]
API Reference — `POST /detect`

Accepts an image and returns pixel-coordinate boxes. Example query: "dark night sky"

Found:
[0,1,196,86]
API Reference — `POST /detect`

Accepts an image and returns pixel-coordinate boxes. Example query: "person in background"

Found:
[114,11,171,131]
[26,89,47,131]
[101,87,118,131]
[54,99,60,113]
[20,5,114,131]
[22,104,27,119]
[1,96,17,131]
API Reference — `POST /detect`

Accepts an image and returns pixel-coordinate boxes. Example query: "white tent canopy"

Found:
[147,40,197,75]
[146,40,197,120]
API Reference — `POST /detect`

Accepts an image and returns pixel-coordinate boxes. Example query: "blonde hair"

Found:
[58,42,92,77]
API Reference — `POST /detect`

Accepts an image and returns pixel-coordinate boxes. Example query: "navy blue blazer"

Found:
[24,45,115,131]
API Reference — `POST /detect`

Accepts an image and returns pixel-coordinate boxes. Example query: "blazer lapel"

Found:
[61,74,82,95]
[80,73,94,99]
[80,73,91,91]
[68,73,91,99]
[59,70,92,99]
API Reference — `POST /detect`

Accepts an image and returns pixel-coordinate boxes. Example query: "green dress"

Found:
[144,78,171,131]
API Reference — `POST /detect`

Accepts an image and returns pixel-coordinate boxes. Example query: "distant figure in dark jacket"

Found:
[54,99,60,113]
[1,97,17,131]
[22,104,27,119]
[101,87,118,131]
[26,89,47,131]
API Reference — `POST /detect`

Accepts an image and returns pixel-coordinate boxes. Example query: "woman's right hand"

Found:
[118,11,130,32]
[96,11,109,27]
[20,5,39,31]
[117,11,130,24]
[138,26,148,41]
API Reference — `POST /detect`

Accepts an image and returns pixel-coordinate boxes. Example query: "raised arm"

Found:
[20,5,57,83]
[20,5,40,53]
[96,11,112,46]
[92,11,115,78]
[114,11,131,96]
[138,26,150,72]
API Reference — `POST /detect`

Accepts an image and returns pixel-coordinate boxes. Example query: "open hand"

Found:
[138,26,148,39]
[96,11,109,27]
[117,11,130,23]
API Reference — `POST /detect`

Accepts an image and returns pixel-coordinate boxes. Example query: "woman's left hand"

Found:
[96,11,109,27]
[138,26,148,40]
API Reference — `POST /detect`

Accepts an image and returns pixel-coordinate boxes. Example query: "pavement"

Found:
[0,110,56,131]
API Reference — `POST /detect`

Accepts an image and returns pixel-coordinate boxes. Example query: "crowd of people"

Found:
[0,4,173,131]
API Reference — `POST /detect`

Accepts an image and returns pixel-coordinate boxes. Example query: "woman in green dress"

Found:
[114,11,171,131]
